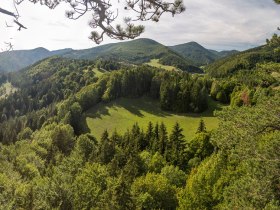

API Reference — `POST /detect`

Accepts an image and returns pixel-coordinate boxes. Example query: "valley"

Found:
[0,34,278,210]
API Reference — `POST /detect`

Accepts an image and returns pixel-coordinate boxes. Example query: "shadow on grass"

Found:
[87,106,111,119]
[79,114,90,134]
[116,97,172,118]
[85,96,224,120]
[98,69,107,73]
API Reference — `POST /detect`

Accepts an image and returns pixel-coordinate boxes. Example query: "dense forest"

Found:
[0,34,279,209]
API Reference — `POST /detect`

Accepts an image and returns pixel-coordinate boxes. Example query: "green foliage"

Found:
[51,123,75,155]
[17,127,32,141]
[96,59,121,71]
[159,54,202,73]
[140,151,166,173]
[76,134,97,161]
[230,86,254,107]
[196,118,206,133]
[102,175,135,210]
[131,173,178,210]
[206,36,280,78]
[185,132,214,169]
[216,90,227,103]
[179,94,280,209]
[98,130,116,164]
[266,33,280,48]
[73,163,109,209]
[161,165,186,188]
[0,36,279,210]
[166,122,186,168]
[178,153,225,210]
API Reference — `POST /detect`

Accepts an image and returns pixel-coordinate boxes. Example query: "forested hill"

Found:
[63,38,202,72]
[0,48,73,72]
[206,39,280,77]
[169,41,239,66]
[63,38,178,63]
[0,39,241,73]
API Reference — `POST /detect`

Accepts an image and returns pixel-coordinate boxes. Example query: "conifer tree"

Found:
[152,122,160,153]
[196,119,206,133]
[169,122,186,167]
[99,129,115,164]
[146,121,154,150]
[158,122,168,156]
[111,129,121,147]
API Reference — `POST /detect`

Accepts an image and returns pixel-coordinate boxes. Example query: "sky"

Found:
[0,0,280,51]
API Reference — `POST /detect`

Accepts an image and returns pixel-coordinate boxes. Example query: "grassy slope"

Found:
[92,68,107,77]
[0,82,18,99]
[146,59,177,71]
[85,96,223,140]
[0,48,73,72]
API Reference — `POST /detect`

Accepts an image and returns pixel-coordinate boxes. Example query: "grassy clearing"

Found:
[146,59,177,71]
[92,68,107,77]
[85,96,223,140]
[0,82,17,99]
[84,67,106,78]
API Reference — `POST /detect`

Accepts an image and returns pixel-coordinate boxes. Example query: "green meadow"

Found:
[92,68,107,77]
[0,82,18,99]
[85,96,223,140]
[146,59,177,71]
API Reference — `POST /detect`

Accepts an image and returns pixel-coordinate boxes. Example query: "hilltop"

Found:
[170,41,238,66]
[64,38,180,63]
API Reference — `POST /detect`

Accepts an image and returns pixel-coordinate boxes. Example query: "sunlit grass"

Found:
[85,96,223,140]
[0,82,17,99]
[146,59,177,71]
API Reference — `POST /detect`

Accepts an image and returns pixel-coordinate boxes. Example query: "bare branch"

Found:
[5,21,13,28]
[0,7,18,18]
[14,20,27,31]
[13,0,185,44]
[2,42,14,52]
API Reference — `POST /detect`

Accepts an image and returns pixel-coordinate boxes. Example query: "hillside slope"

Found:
[0,48,73,72]
[170,42,217,66]
[205,44,280,77]
[64,38,185,63]
[64,38,202,73]
[170,42,238,66]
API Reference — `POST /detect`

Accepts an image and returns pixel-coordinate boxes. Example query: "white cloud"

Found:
[1,0,280,51]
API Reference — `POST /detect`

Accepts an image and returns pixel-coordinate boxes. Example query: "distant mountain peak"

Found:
[169,42,239,66]
[0,47,73,72]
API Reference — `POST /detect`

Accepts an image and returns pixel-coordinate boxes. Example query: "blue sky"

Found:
[1,0,280,51]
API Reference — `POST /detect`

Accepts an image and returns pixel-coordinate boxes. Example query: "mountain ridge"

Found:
[0,47,73,72]
[0,38,238,72]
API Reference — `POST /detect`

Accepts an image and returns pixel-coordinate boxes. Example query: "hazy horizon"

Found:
[1,0,280,51]
[0,38,243,53]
